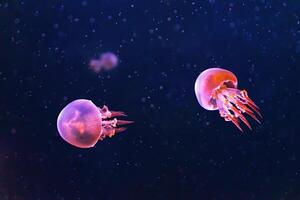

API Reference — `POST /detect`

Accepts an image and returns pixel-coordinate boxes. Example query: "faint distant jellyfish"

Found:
[57,99,133,148]
[194,68,262,131]
[89,59,102,73]
[89,52,119,73]
[99,52,118,70]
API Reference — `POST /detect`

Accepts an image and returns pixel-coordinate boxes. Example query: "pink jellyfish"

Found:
[194,67,262,131]
[57,99,133,148]
[89,52,119,73]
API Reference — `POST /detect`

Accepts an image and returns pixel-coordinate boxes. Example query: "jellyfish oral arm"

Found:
[213,87,262,132]
[99,118,133,140]
[99,105,127,119]
[98,106,134,140]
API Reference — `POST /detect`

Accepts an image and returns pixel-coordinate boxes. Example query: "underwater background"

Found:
[0,0,300,199]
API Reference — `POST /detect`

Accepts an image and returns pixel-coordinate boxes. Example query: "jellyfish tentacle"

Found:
[240,90,260,109]
[215,95,244,132]
[217,90,252,130]
[212,87,261,131]
[224,97,251,130]
[99,109,134,140]
[100,125,128,139]
[115,127,127,133]
[101,125,116,138]
[100,105,129,119]
[102,118,117,127]
[229,105,252,130]
[235,90,262,118]
[220,88,262,125]
[111,111,127,117]
[99,105,112,119]
[223,94,254,129]
[245,101,262,118]
[233,99,261,124]
[117,120,134,125]
[231,116,243,132]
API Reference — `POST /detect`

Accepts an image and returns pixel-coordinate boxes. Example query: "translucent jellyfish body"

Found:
[57,99,133,148]
[89,52,118,73]
[195,68,262,131]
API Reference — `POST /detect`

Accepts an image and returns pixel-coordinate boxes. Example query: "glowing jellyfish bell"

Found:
[57,99,133,148]
[194,67,262,131]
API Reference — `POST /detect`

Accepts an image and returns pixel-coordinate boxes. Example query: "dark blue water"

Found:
[1,0,300,199]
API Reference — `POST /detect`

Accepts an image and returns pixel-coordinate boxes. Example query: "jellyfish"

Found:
[89,52,119,73]
[89,59,102,73]
[194,67,262,131]
[57,99,133,148]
